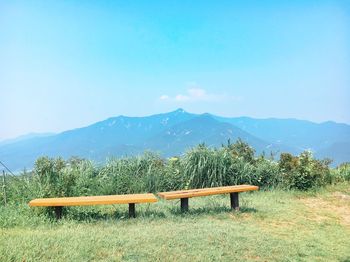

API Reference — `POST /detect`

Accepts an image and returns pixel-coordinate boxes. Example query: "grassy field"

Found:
[0,183,349,261]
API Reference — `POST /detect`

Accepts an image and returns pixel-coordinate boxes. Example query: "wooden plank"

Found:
[29,193,157,207]
[158,185,257,197]
[158,185,258,200]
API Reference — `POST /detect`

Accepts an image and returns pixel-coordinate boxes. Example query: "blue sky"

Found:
[1,0,349,140]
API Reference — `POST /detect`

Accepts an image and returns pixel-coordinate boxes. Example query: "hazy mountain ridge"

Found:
[0,132,55,146]
[215,116,350,152]
[1,109,349,171]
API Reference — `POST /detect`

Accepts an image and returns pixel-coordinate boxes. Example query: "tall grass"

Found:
[183,145,231,188]
[0,140,341,207]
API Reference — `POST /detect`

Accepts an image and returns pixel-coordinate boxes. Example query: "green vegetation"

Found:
[1,141,349,261]
[331,162,350,183]
[3,140,347,207]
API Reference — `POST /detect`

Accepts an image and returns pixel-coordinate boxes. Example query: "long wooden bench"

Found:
[158,185,259,212]
[29,193,158,219]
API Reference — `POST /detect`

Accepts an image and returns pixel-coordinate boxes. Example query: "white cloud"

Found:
[175,94,190,102]
[159,95,170,100]
[187,88,206,99]
[159,85,242,103]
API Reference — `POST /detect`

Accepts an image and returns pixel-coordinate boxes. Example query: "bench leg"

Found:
[55,206,63,219]
[129,203,136,218]
[181,198,189,212]
[230,193,239,211]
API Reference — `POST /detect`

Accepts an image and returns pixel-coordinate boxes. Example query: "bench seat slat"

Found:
[158,185,258,200]
[29,193,157,207]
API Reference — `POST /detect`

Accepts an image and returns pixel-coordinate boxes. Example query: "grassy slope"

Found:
[0,184,349,262]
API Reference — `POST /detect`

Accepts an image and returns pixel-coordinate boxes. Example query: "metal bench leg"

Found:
[129,203,136,218]
[181,198,189,212]
[230,193,239,211]
[55,206,63,219]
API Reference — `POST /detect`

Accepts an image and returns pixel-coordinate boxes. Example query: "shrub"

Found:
[227,138,255,163]
[338,163,350,181]
[252,157,281,188]
[70,159,101,196]
[33,156,76,198]
[278,151,330,190]
[329,163,350,183]
[0,171,37,204]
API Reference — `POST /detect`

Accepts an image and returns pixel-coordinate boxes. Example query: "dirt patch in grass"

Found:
[333,191,350,200]
[300,192,350,228]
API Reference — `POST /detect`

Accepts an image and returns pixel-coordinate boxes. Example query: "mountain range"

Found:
[1,109,349,171]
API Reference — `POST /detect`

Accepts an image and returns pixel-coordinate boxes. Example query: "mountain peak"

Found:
[173,108,186,114]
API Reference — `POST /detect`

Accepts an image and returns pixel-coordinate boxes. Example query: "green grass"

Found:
[1,183,350,261]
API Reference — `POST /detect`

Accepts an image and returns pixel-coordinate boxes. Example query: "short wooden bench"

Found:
[158,185,259,212]
[29,193,157,219]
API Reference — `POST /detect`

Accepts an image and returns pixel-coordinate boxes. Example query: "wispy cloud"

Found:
[175,94,190,102]
[159,95,170,100]
[160,85,241,103]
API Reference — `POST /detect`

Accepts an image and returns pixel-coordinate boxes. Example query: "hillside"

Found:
[216,116,350,153]
[0,109,349,170]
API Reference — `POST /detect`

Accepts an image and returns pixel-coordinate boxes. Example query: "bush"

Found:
[33,156,76,198]
[278,151,330,190]
[329,163,350,183]
[70,159,101,196]
[251,157,281,188]
[226,138,256,163]
[337,163,350,181]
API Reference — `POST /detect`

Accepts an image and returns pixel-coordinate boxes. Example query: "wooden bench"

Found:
[158,185,259,212]
[29,193,157,219]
